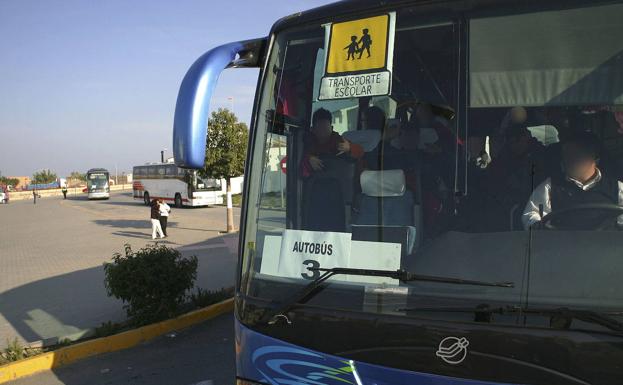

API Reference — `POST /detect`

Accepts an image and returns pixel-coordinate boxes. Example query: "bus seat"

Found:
[342,129,382,152]
[353,170,417,256]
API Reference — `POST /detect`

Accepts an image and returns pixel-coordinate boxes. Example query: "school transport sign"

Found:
[319,13,396,100]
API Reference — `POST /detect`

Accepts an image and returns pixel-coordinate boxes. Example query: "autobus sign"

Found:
[319,13,396,100]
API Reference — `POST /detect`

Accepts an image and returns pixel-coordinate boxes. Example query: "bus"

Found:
[86,168,110,200]
[132,162,223,207]
[173,1,623,384]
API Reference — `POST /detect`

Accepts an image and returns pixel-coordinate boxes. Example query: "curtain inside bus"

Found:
[469,3,623,108]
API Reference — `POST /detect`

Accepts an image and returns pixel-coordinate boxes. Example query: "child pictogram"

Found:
[344,36,359,60]
[358,29,372,58]
[343,29,373,61]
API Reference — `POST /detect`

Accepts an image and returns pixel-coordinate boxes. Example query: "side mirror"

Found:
[172,38,266,169]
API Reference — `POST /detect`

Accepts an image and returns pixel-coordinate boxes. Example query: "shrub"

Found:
[0,338,42,364]
[103,244,198,326]
[94,320,125,338]
[1,338,24,363]
[189,287,234,308]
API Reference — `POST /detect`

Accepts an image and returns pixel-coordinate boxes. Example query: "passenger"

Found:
[522,131,623,229]
[412,102,454,154]
[301,108,363,177]
[455,136,497,233]
[359,106,387,171]
[361,105,386,131]
[491,106,528,158]
[150,199,165,239]
[365,118,419,192]
[158,198,171,238]
[491,125,545,193]
[485,125,545,230]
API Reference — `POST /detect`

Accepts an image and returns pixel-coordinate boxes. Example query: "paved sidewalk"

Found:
[0,192,240,346]
[8,313,235,385]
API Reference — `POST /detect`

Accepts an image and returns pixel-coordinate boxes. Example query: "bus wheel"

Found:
[175,193,183,208]
[143,192,150,206]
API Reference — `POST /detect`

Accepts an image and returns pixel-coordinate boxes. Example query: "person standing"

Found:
[150,199,164,239]
[158,199,171,237]
[61,185,68,199]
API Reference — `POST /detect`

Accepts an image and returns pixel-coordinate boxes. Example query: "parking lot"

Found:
[0,191,240,346]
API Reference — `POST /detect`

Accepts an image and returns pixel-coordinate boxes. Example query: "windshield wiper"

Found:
[263,267,514,325]
[398,305,623,333]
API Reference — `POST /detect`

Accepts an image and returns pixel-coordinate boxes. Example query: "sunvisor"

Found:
[469,4,623,108]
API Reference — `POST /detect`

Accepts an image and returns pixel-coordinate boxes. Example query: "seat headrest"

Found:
[360,170,406,197]
[342,130,382,152]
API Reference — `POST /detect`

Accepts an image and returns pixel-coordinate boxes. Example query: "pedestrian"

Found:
[61,185,68,199]
[158,199,171,237]
[33,189,37,204]
[150,199,165,239]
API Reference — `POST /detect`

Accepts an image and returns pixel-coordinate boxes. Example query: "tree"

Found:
[69,171,86,181]
[32,169,58,184]
[0,171,19,188]
[200,108,248,232]
[1,177,19,187]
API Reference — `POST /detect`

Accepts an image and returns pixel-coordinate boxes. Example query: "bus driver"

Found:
[522,132,623,230]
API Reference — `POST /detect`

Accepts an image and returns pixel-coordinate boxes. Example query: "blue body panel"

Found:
[235,319,517,385]
[172,42,244,169]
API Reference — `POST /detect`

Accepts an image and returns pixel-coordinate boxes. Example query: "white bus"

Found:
[86,168,110,200]
[132,163,223,207]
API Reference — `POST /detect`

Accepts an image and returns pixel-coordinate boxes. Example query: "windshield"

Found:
[241,3,623,330]
[189,171,221,191]
[87,173,108,189]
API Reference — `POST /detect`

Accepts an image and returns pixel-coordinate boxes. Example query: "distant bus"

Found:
[86,168,110,200]
[132,163,223,207]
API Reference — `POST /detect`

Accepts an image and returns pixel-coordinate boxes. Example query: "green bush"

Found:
[103,244,198,326]
[189,287,234,308]
[0,338,42,364]
[1,338,24,363]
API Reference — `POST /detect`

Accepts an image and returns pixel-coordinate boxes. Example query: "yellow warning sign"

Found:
[326,14,389,74]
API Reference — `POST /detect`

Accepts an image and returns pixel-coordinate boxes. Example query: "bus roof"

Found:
[86,168,109,174]
[270,0,586,33]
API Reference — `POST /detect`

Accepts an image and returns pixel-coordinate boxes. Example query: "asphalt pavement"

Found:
[0,191,240,346]
[8,313,236,385]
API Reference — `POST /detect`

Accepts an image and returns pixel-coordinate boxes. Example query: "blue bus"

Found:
[173,1,623,384]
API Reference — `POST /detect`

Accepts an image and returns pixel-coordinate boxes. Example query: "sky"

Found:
[0,0,335,177]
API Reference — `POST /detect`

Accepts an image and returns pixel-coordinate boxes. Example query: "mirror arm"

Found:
[172,38,266,169]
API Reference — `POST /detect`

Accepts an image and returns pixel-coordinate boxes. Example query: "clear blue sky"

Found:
[0,0,335,177]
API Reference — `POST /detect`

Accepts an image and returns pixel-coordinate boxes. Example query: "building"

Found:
[8,176,31,190]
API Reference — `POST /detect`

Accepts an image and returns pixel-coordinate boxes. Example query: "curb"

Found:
[0,298,234,384]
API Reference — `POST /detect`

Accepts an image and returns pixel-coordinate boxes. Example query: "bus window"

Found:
[243,13,463,299]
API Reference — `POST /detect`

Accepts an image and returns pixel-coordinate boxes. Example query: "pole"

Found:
[115,164,118,185]
[226,177,235,233]
[161,150,164,163]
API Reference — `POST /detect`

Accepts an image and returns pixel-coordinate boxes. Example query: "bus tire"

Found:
[175,193,183,208]
[143,192,150,206]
